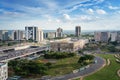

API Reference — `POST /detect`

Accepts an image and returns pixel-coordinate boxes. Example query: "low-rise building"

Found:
[0,62,8,80]
[50,39,86,52]
[44,32,57,39]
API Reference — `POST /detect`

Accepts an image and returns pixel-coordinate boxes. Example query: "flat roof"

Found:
[0,62,6,66]
[51,40,83,44]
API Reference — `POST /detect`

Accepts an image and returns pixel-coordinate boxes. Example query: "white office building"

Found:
[111,32,117,42]
[0,30,9,41]
[37,28,43,42]
[0,62,8,80]
[25,26,43,43]
[14,30,24,40]
[56,27,63,37]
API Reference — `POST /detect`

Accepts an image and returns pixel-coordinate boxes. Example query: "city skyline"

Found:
[0,0,120,30]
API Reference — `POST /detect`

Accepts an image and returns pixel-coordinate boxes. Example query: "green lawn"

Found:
[83,54,120,80]
[46,56,81,76]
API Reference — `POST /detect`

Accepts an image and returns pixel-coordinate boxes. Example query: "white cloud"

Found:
[87,8,94,14]
[94,0,104,3]
[63,14,71,21]
[48,19,52,22]
[96,9,107,14]
[80,15,92,21]
[39,0,58,10]
[108,6,119,10]
[56,19,61,23]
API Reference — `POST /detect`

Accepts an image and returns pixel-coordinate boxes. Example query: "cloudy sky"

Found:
[0,0,120,30]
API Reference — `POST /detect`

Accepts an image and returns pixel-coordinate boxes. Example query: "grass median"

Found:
[83,54,120,80]
[46,55,81,76]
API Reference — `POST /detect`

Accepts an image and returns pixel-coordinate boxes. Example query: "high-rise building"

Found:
[25,26,43,42]
[8,30,15,40]
[94,32,110,42]
[14,30,24,40]
[25,26,37,41]
[117,31,120,42]
[0,62,8,80]
[0,30,9,41]
[110,32,117,42]
[94,32,101,41]
[36,28,43,42]
[56,27,63,37]
[75,26,81,37]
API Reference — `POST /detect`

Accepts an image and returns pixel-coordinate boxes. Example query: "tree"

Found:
[45,62,52,68]
[78,55,94,65]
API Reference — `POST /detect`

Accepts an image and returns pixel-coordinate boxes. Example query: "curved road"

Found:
[48,56,105,80]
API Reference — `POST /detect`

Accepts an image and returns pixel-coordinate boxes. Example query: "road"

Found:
[0,46,49,62]
[47,56,105,80]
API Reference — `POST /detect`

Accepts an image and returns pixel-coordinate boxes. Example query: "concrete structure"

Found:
[25,26,43,43]
[0,46,49,62]
[44,32,56,39]
[94,32,101,42]
[56,27,63,37]
[25,26,38,41]
[0,62,8,80]
[14,30,24,40]
[101,32,110,42]
[0,30,24,41]
[111,32,117,42]
[37,28,43,42]
[50,38,86,52]
[94,32,110,42]
[0,30,9,41]
[8,30,14,40]
[75,26,81,37]
[117,31,120,42]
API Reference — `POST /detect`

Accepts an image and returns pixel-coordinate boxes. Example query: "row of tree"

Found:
[8,59,50,77]
[44,51,76,59]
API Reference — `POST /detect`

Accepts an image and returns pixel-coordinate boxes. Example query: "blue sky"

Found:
[0,0,120,30]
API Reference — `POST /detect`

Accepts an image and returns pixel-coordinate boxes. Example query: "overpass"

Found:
[0,46,49,62]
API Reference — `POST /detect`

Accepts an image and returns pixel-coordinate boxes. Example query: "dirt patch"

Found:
[107,59,110,66]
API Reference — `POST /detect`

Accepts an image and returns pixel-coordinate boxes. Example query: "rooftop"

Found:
[0,62,6,66]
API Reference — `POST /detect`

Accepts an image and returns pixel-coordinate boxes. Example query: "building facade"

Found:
[75,26,81,37]
[110,32,117,42]
[117,31,120,42]
[36,28,43,42]
[0,62,8,80]
[14,30,24,40]
[56,27,63,37]
[50,39,86,52]
[0,30,9,41]
[25,26,43,42]
[44,32,57,39]
[94,32,101,41]
[101,32,110,42]
[94,32,110,42]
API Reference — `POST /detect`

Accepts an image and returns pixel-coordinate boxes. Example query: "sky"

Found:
[0,0,120,30]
